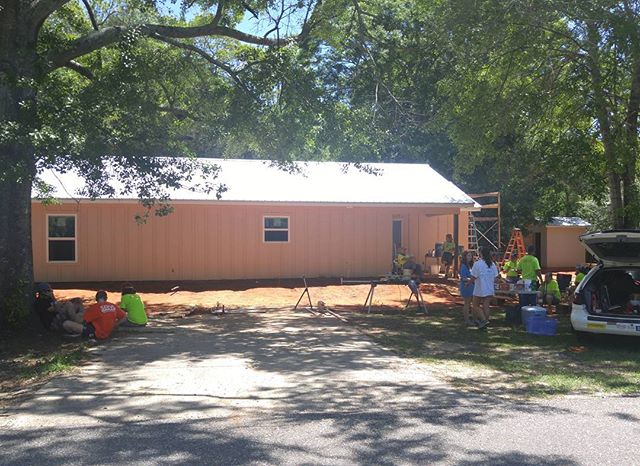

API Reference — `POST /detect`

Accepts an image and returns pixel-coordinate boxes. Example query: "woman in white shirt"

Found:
[470,246,499,328]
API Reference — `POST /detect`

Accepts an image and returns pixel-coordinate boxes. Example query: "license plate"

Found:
[616,323,633,330]
[587,323,606,329]
[636,325,640,332]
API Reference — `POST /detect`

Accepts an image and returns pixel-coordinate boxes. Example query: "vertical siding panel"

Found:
[206,205,218,279]
[31,204,44,282]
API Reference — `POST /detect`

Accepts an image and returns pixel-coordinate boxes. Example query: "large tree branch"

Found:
[63,60,94,79]
[47,21,296,72]
[151,34,259,103]
[80,0,99,31]
[29,0,70,29]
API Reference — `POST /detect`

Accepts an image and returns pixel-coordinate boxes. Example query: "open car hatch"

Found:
[580,231,640,266]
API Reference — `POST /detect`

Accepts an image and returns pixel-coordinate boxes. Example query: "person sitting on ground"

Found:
[442,234,456,278]
[119,283,148,327]
[539,272,561,312]
[34,282,57,331]
[517,245,543,287]
[57,298,85,332]
[502,252,520,284]
[63,290,126,340]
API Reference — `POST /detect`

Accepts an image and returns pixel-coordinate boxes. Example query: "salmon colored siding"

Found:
[32,202,469,282]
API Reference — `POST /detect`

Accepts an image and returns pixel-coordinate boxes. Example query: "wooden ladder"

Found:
[502,228,526,263]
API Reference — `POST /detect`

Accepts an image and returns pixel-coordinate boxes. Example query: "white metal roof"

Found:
[547,217,591,227]
[34,158,477,206]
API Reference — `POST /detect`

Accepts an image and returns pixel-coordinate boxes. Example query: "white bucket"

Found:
[430,265,440,275]
[403,268,412,278]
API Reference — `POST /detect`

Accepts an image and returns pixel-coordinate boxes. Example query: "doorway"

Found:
[535,232,543,267]
[392,219,403,260]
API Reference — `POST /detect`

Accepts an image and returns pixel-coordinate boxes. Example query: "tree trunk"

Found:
[622,56,640,228]
[0,0,38,327]
[586,22,625,228]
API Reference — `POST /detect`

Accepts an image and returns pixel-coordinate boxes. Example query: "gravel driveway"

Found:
[1,310,638,465]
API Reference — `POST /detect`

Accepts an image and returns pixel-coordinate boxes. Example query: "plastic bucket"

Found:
[430,265,440,275]
[403,268,412,278]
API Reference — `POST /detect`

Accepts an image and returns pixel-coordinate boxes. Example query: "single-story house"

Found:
[523,217,592,270]
[32,158,477,283]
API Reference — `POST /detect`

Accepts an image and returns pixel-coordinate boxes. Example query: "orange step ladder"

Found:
[502,228,526,264]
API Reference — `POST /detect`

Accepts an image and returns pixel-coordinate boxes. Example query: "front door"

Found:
[392,219,403,260]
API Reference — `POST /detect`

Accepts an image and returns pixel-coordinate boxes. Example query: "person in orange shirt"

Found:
[63,290,126,340]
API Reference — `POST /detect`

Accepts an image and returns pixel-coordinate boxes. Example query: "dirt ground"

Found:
[53,277,464,315]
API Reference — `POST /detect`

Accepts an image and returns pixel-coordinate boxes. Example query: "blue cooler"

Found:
[521,306,547,328]
[526,316,558,336]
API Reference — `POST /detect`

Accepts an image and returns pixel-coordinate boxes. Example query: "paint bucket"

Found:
[430,265,440,275]
[403,268,412,278]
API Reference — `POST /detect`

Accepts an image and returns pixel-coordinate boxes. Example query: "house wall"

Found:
[544,227,588,269]
[32,201,468,282]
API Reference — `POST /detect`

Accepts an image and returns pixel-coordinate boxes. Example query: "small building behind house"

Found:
[524,217,591,270]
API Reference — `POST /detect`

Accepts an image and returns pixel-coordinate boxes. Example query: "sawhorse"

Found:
[294,276,313,311]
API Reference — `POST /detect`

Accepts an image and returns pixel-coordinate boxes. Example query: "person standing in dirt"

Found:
[441,234,456,278]
[517,245,543,287]
[459,251,476,327]
[502,252,520,283]
[470,246,499,329]
[119,283,148,327]
[63,290,126,340]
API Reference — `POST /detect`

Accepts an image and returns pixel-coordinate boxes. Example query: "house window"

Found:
[264,216,289,243]
[47,215,76,262]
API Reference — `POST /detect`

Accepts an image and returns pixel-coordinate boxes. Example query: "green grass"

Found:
[347,306,640,397]
[19,348,87,379]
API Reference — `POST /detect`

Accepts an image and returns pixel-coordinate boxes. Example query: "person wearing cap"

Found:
[502,252,520,284]
[63,290,126,340]
[34,283,57,330]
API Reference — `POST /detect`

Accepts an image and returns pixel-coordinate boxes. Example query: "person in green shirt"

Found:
[442,234,456,278]
[517,245,543,284]
[540,272,561,311]
[502,252,520,283]
[119,283,148,326]
[575,265,586,286]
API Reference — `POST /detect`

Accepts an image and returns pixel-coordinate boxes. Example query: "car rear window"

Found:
[589,242,640,260]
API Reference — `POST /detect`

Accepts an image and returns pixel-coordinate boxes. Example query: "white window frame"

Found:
[263,215,290,243]
[46,214,78,263]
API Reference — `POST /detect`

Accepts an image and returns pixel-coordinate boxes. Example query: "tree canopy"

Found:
[1,0,639,323]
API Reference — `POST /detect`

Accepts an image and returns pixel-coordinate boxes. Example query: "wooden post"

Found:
[453,213,459,277]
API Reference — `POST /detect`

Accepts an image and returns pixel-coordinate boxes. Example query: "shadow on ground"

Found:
[0,311,585,465]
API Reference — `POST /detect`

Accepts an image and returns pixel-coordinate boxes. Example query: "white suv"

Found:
[571,230,640,338]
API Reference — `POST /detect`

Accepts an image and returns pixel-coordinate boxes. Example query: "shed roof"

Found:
[35,158,477,206]
[547,217,591,227]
